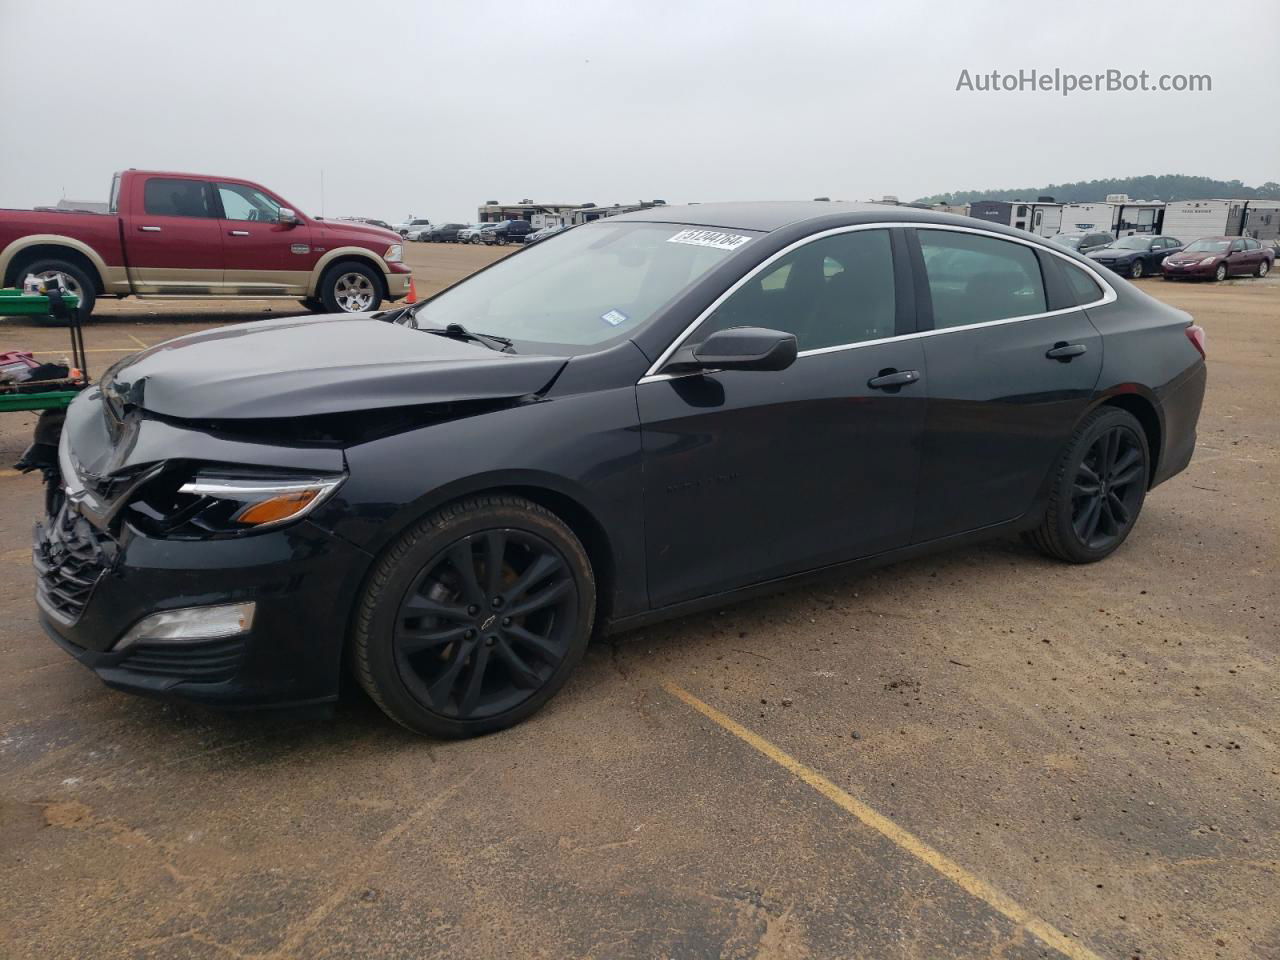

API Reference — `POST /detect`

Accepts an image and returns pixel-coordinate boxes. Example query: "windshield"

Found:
[406,220,756,353]
[1111,236,1150,250]
[1185,239,1230,253]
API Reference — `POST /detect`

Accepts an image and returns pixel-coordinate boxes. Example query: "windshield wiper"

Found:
[421,321,515,353]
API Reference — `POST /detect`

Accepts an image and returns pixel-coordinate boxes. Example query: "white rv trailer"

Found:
[1059,202,1119,235]
[1160,200,1246,242]
[967,200,1062,236]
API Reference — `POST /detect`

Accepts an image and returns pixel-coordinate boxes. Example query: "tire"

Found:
[318,261,383,314]
[470,235,482,244]
[353,494,596,738]
[299,297,326,313]
[18,258,97,320]
[1025,407,1149,564]
[1129,260,1144,279]
[1257,259,1270,278]
[1214,263,1227,282]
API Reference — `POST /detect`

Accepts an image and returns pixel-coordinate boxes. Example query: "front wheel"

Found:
[318,262,383,314]
[1257,260,1271,278]
[1214,263,1228,282]
[1129,260,1144,279]
[1025,407,1149,564]
[353,494,596,738]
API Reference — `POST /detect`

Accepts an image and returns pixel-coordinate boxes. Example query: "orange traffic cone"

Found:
[408,276,419,302]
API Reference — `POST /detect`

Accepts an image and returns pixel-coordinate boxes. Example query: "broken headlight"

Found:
[127,468,345,538]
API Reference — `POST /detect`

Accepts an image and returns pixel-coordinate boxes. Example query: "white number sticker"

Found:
[666,229,753,251]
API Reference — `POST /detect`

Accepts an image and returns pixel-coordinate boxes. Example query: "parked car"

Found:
[457,223,492,244]
[338,217,396,232]
[479,220,535,245]
[523,224,571,245]
[1086,235,1183,279]
[399,218,432,238]
[426,223,468,243]
[1049,231,1115,255]
[37,202,1205,738]
[0,170,411,317]
[1162,236,1274,281]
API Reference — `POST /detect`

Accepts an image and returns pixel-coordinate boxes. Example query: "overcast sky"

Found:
[1,0,1274,223]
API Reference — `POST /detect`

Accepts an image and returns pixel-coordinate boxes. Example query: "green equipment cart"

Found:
[0,285,87,414]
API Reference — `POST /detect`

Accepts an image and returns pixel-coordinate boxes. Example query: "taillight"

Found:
[1185,324,1206,359]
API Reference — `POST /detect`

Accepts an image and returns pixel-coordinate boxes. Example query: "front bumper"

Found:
[384,262,413,301]
[35,506,371,708]
[1089,259,1133,274]
[1162,261,1216,279]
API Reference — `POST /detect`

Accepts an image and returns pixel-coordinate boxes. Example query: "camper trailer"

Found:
[1242,202,1280,244]
[1114,200,1165,237]
[1160,200,1247,242]
[967,199,1062,237]
[1060,201,1120,235]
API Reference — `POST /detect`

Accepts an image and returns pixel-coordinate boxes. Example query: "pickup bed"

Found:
[0,169,412,318]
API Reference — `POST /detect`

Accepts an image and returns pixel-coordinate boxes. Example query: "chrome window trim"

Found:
[638,221,1118,384]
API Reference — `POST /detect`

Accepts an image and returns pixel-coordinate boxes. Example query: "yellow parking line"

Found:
[127,333,149,349]
[664,683,1104,960]
[0,469,24,478]
[32,347,139,355]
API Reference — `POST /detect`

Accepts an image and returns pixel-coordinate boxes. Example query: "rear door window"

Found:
[143,178,215,218]
[918,230,1047,328]
[1061,261,1104,306]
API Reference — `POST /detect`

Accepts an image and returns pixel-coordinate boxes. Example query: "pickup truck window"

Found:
[144,178,215,218]
[217,183,281,222]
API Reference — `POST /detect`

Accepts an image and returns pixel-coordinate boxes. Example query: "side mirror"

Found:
[668,326,798,373]
[278,207,298,226]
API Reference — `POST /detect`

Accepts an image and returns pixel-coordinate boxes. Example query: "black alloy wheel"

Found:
[394,529,576,720]
[353,495,595,737]
[1069,426,1145,551]
[1026,407,1149,563]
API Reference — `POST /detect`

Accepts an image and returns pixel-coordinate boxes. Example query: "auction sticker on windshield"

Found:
[601,309,629,327]
[666,229,753,251]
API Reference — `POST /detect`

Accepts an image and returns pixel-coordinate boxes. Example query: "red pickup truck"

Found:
[0,169,413,318]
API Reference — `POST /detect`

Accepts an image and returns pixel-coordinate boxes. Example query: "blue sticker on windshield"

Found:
[601,309,629,327]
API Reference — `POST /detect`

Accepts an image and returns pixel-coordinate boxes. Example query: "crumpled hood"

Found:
[103,314,566,420]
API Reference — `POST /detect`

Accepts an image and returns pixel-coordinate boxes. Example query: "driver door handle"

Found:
[228,230,250,236]
[1046,342,1087,362]
[867,369,920,389]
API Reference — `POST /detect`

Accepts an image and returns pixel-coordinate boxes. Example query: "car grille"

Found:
[117,636,246,682]
[33,506,114,624]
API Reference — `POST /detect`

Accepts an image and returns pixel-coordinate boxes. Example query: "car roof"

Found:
[609,200,977,233]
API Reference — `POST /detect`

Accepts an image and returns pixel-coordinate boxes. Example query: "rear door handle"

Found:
[138,225,162,232]
[1046,342,1087,361]
[228,230,250,236]
[867,369,920,389]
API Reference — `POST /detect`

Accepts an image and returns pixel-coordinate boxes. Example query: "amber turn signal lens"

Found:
[234,490,320,526]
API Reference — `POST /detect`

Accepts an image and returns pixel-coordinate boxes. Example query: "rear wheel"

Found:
[1025,407,1149,564]
[318,261,383,314]
[19,258,97,320]
[353,494,596,738]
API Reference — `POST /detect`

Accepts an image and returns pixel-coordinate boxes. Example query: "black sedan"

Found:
[37,203,1206,738]
[1087,235,1184,279]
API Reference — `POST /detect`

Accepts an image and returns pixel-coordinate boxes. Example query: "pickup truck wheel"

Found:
[319,262,382,314]
[20,259,96,320]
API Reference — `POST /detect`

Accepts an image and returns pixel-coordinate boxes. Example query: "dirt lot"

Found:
[1,243,1276,960]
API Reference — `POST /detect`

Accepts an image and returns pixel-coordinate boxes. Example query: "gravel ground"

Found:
[1,243,1276,960]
